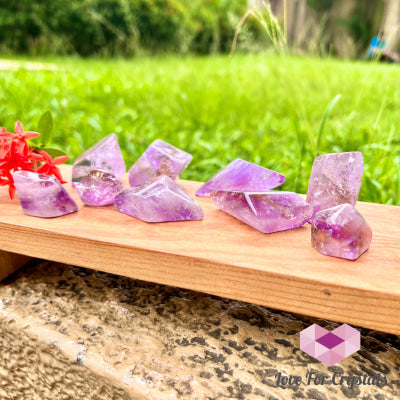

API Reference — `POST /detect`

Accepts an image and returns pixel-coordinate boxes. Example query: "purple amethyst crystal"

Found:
[196,159,285,197]
[74,170,125,206]
[13,171,78,218]
[128,139,192,187]
[72,134,126,184]
[311,204,372,260]
[210,190,313,233]
[306,152,363,217]
[115,175,203,223]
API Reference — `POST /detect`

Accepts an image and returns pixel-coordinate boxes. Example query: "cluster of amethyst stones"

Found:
[13,134,372,260]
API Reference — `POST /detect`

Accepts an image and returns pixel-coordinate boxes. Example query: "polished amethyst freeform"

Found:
[128,139,192,187]
[311,204,372,260]
[210,191,313,233]
[72,134,126,184]
[13,171,78,218]
[115,175,203,223]
[307,152,363,217]
[74,170,125,206]
[196,158,285,197]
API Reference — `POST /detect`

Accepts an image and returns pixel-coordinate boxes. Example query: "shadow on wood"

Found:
[0,250,31,281]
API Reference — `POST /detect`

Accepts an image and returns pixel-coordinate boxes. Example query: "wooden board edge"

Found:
[0,228,399,335]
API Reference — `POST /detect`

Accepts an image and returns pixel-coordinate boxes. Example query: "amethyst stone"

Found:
[311,204,372,260]
[196,159,285,197]
[74,170,125,206]
[13,171,78,218]
[307,152,363,217]
[115,175,203,223]
[128,139,192,187]
[210,190,313,233]
[72,134,126,184]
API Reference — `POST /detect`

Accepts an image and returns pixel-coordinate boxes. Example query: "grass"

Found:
[0,54,399,205]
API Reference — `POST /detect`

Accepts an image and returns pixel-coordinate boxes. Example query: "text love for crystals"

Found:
[274,372,387,390]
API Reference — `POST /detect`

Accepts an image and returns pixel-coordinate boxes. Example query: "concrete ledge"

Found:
[0,261,399,399]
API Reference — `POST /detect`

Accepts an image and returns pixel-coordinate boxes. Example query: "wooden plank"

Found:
[0,165,399,333]
[0,250,31,281]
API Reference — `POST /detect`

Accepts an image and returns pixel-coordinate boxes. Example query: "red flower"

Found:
[12,121,40,157]
[0,168,16,199]
[0,127,14,139]
[0,121,69,199]
[14,121,40,140]
[36,150,69,183]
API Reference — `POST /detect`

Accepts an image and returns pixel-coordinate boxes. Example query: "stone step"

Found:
[0,261,398,399]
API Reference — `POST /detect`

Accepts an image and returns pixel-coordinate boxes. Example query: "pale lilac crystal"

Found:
[306,152,363,217]
[196,158,285,197]
[210,191,313,233]
[13,171,78,218]
[128,139,192,187]
[72,134,126,184]
[115,175,203,223]
[311,204,372,260]
[74,170,125,206]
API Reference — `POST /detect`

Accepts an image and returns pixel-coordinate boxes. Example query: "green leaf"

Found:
[38,111,54,146]
[41,146,67,158]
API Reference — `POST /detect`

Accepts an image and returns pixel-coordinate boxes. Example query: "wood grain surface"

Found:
[0,165,399,334]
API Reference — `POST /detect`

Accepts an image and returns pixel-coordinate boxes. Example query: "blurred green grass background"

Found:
[0,54,399,205]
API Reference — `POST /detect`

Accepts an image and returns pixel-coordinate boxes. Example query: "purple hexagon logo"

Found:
[300,324,360,366]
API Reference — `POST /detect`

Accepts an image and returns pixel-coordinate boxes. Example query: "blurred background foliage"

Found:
[0,0,393,58]
[0,0,269,56]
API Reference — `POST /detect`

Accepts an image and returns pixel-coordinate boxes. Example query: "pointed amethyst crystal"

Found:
[74,170,125,206]
[306,152,363,217]
[128,139,192,187]
[210,190,313,233]
[72,134,126,184]
[115,175,203,223]
[196,159,285,197]
[13,171,78,218]
[311,204,372,260]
